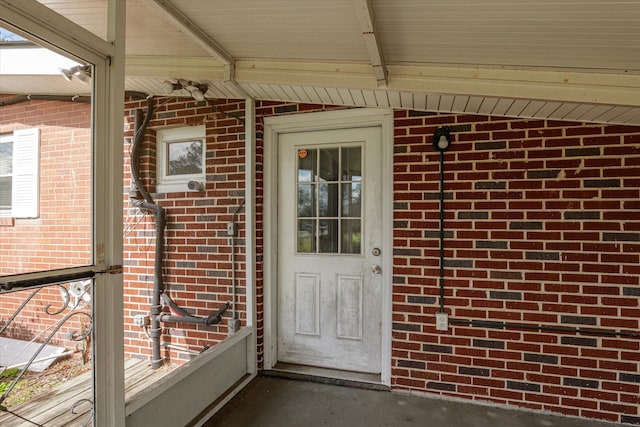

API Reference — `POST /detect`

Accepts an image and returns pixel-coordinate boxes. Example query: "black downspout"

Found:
[147,204,165,369]
[130,97,230,367]
[130,99,166,369]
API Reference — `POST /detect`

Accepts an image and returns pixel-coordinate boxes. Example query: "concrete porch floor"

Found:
[205,375,627,427]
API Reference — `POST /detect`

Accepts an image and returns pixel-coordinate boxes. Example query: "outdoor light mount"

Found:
[60,65,92,83]
[162,79,209,101]
[432,126,451,152]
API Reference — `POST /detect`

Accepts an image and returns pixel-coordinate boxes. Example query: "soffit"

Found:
[8,0,638,125]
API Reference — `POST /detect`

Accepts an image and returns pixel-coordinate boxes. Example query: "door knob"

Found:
[372,264,382,275]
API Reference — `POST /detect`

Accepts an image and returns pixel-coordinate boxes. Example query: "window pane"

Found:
[298,219,316,253]
[298,183,316,217]
[342,147,361,181]
[167,140,203,175]
[341,219,361,254]
[297,148,316,182]
[319,219,338,253]
[0,27,96,424]
[319,183,338,217]
[319,148,339,181]
[342,182,361,217]
[0,141,12,174]
[0,176,11,209]
[1,105,91,275]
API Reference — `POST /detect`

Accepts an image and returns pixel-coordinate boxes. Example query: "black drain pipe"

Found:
[433,127,451,313]
[157,301,229,325]
[438,148,446,312]
[0,94,91,106]
[129,98,166,369]
[130,95,231,367]
[450,318,640,338]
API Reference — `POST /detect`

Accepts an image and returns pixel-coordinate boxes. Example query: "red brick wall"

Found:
[121,99,343,362]
[0,98,92,348]
[123,97,249,362]
[392,111,640,424]
[0,99,92,274]
[121,99,639,424]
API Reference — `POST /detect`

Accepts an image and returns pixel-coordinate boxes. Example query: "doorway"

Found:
[264,109,393,385]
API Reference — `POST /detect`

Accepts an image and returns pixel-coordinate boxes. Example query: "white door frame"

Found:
[263,108,393,386]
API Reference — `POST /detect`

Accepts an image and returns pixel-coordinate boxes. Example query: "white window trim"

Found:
[156,125,206,193]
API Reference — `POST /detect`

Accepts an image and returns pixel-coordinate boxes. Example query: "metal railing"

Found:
[0,280,93,425]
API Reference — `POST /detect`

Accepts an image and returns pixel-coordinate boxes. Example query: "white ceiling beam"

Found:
[126,56,226,80]
[149,0,234,65]
[231,59,640,108]
[353,0,388,88]
[147,0,251,99]
[124,56,640,108]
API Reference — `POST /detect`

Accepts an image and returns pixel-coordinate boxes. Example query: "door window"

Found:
[296,146,362,255]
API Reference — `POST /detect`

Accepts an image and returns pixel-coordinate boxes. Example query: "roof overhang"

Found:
[2,0,640,125]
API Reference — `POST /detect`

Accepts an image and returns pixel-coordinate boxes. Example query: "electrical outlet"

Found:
[133,314,149,327]
[435,312,448,331]
[227,221,237,237]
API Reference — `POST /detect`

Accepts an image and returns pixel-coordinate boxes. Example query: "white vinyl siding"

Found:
[0,128,40,218]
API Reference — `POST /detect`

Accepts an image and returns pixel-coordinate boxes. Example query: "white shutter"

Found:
[12,128,40,218]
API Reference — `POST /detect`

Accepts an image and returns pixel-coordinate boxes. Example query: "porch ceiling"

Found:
[4,0,640,124]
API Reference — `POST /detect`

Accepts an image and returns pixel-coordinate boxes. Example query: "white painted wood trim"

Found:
[244,97,258,375]
[353,0,388,87]
[126,328,255,426]
[263,116,279,370]
[125,56,227,80]
[0,0,114,64]
[149,0,234,65]
[263,108,393,385]
[379,109,394,387]
[125,327,253,416]
[234,60,640,107]
[94,1,126,425]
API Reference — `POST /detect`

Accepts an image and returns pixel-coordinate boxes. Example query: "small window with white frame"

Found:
[156,125,206,193]
[0,129,40,218]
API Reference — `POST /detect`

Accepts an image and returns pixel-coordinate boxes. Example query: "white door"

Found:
[277,126,383,374]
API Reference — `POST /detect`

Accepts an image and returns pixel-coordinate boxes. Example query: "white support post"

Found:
[244,97,257,375]
[93,0,126,425]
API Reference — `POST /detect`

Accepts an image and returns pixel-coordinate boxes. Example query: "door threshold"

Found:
[266,362,389,391]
